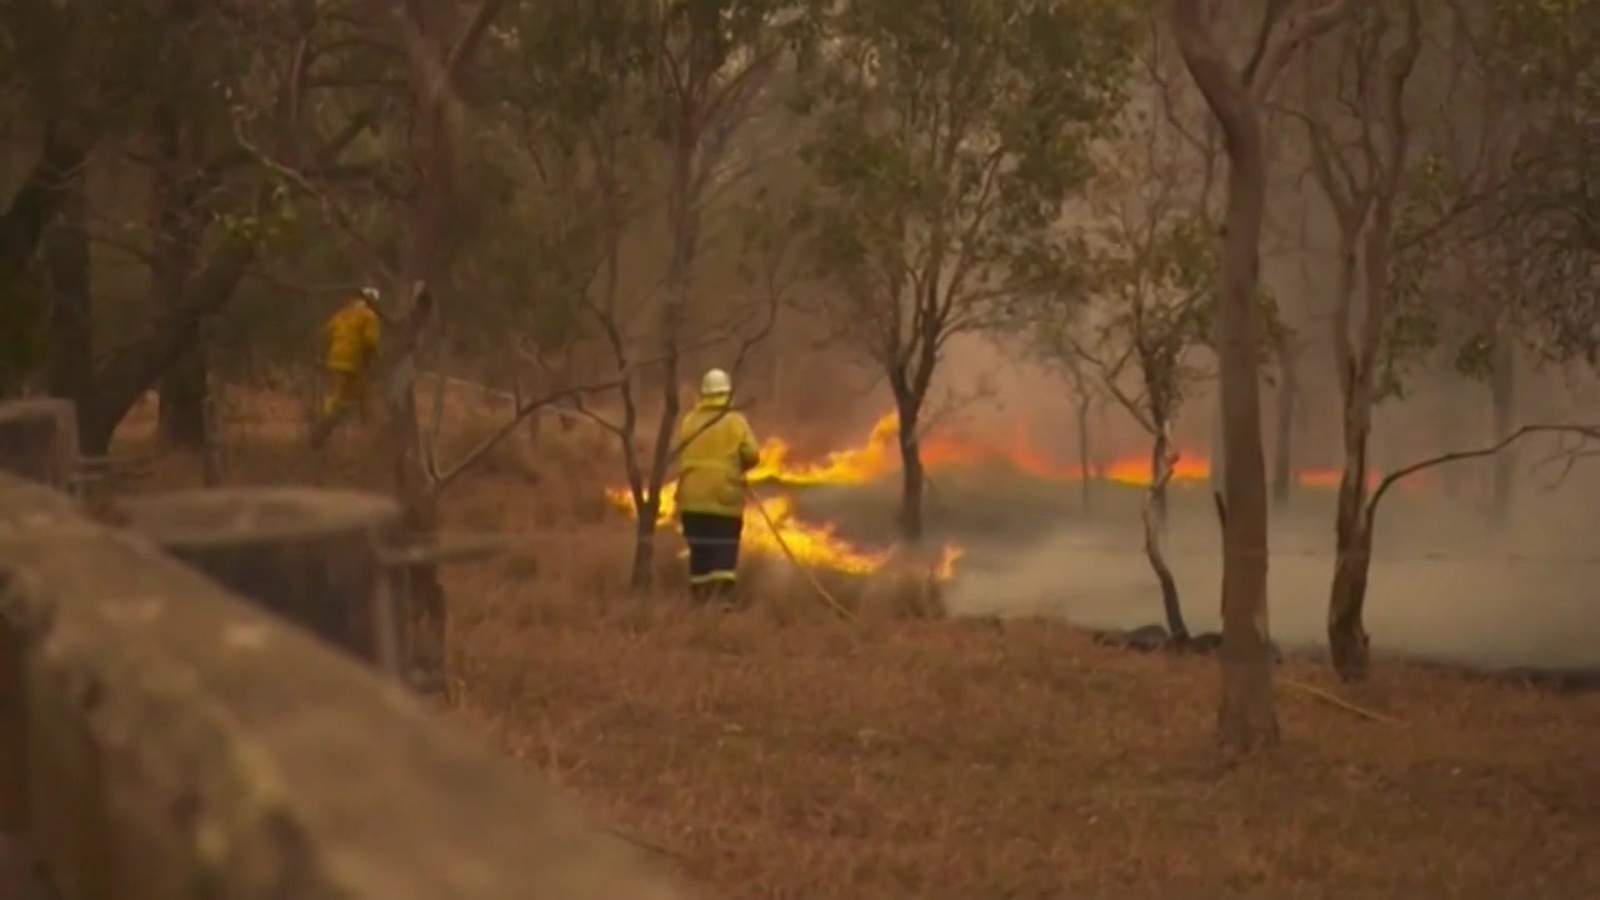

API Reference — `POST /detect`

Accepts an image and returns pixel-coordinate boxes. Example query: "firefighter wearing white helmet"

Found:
[675,367,760,604]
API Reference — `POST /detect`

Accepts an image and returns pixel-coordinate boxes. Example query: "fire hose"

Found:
[744,483,859,625]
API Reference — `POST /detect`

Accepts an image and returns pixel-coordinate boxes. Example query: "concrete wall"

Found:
[0,473,690,900]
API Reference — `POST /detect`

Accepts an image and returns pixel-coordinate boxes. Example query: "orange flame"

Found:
[749,414,898,486]
[607,410,1433,578]
[607,413,965,579]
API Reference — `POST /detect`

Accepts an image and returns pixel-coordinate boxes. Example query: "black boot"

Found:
[711,580,738,611]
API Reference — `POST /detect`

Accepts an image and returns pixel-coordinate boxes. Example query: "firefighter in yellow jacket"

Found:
[310,286,382,449]
[676,368,760,603]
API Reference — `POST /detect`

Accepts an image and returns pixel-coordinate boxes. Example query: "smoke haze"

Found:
[781,334,1600,672]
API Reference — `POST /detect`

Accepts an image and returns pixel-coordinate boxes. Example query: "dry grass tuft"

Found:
[856,553,948,623]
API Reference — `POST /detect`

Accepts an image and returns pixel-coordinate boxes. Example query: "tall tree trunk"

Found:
[1327,398,1373,681]
[159,352,208,447]
[383,292,445,685]
[1213,195,1278,749]
[152,102,207,449]
[894,392,925,544]
[392,321,445,683]
[628,105,695,593]
[1145,429,1187,640]
[631,353,679,593]
[1076,393,1093,514]
[1489,334,1516,529]
[0,2,100,395]
[44,166,91,415]
[1272,334,1298,506]
[1312,0,1419,684]
[75,238,254,455]
[629,496,660,592]
[392,2,461,687]
[1149,425,1171,530]
[154,244,208,442]
[0,123,97,278]
[199,315,225,485]
[1171,0,1282,751]
[1327,207,1393,683]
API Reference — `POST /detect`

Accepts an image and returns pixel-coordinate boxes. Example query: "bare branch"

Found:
[1243,0,1293,84]
[431,376,629,493]
[1366,424,1600,522]
[231,117,397,284]
[444,0,508,82]
[1250,0,1366,100]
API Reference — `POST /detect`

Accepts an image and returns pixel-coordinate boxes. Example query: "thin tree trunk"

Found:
[1145,430,1187,641]
[44,166,90,414]
[1150,429,1171,530]
[151,100,208,448]
[629,497,659,591]
[394,346,446,684]
[1327,209,1391,683]
[1328,399,1373,681]
[1328,527,1373,678]
[895,394,925,544]
[1,111,97,395]
[199,315,224,486]
[396,81,449,681]
[384,300,446,686]
[1489,335,1516,528]
[900,443,925,544]
[628,111,694,594]
[1272,334,1298,505]
[76,238,254,455]
[1076,394,1093,514]
[0,123,97,278]
[630,367,678,593]
[1171,0,1280,750]
[391,0,478,685]
[159,352,208,448]
[1314,0,1419,683]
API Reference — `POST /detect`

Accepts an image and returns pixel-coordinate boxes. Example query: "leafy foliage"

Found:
[799,0,1132,415]
[1480,0,1600,364]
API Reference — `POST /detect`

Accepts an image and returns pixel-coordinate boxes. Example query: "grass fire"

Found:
[9,0,1600,896]
[606,409,1406,582]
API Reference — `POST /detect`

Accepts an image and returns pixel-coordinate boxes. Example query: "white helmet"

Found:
[700,368,732,396]
[360,285,381,303]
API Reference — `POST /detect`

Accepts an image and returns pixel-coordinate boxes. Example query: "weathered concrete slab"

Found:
[0,473,691,900]
[119,488,402,663]
[0,399,78,489]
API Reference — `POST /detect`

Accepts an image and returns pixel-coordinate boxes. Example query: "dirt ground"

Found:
[120,390,1600,899]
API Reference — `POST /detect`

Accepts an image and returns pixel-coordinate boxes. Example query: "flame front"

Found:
[606,412,959,579]
[606,410,1427,579]
[749,414,900,486]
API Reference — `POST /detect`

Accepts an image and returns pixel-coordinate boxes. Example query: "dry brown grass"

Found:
[447,567,1600,899]
[117,391,1600,899]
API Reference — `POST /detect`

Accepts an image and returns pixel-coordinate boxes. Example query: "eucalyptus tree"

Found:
[801,0,1134,543]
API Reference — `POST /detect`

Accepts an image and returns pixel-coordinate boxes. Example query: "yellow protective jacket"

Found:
[324,299,381,374]
[675,396,760,518]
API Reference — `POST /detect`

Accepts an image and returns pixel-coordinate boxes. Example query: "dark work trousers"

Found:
[681,511,743,602]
